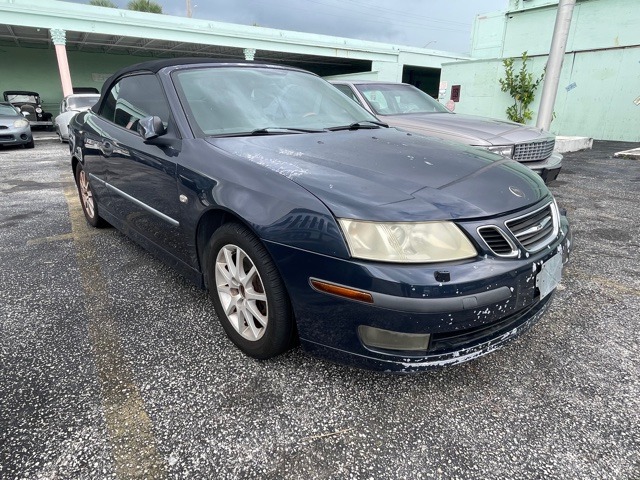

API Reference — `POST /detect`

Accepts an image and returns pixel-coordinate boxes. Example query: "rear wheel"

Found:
[206,223,295,359]
[75,163,105,228]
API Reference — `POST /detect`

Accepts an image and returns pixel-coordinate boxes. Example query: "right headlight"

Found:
[481,145,514,158]
[13,119,29,128]
[338,219,477,263]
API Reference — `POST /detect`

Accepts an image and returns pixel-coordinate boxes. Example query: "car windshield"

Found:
[6,94,37,104]
[68,96,99,110]
[354,83,449,115]
[173,67,380,136]
[0,104,19,116]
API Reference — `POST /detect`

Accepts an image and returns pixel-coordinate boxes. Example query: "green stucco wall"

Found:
[441,0,640,141]
[0,46,154,114]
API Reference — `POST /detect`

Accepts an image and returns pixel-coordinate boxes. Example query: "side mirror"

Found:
[137,115,166,141]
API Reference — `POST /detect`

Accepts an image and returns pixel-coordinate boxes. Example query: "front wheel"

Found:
[206,223,295,359]
[75,163,105,228]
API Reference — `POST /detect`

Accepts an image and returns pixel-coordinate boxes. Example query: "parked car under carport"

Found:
[3,90,53,129]
[55,93,100,142]
[0,101,34,148]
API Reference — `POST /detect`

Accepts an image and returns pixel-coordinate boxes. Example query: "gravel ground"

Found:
[0,138,638,480]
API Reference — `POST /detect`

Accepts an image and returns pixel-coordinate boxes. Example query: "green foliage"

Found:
[127,0,162,13]
[499,52,544,124]
[89,0,117,6]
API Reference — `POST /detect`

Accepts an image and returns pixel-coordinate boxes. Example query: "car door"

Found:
[91,73,191,265]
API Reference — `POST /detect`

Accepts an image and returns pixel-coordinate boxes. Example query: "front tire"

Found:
[206,223,295,359]
[75,163,105,228]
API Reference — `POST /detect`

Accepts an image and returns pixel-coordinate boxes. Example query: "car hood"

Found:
[0,115,23,126]
[383,112,554,146]
[208,129,549,222]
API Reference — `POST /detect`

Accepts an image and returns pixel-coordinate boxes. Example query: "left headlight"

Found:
[482,145,514,158]
[338,219,477,263]
[35,107,43,113]
[13,119,29,128]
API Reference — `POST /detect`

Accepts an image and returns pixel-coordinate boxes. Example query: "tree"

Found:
[89,0,117,6]
[499,52,544,124]
[127,0,162,13]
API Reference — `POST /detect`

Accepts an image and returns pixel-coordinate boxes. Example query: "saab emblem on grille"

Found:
[509,186,525,198]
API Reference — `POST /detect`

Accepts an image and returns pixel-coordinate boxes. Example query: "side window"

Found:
[334,84,363,107]
[99,74,170,132]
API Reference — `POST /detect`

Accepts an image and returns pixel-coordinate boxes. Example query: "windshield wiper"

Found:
[250,127,327,135]
[328,120,388,131]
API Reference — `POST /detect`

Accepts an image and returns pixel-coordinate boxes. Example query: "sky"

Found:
[67,0,508,54]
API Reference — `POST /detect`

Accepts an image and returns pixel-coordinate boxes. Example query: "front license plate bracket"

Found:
[536,253,563,299]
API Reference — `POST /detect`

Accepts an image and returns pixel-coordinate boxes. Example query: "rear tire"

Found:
[206,223,295,359]
[75,163,105,228]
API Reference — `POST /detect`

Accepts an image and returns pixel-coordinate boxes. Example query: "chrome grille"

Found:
[478,226,517,257]
[506,203,558,252]
[513,140,555,162]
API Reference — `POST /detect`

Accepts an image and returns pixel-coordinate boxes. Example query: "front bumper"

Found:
[265,214,571,372]
[0,126,33,146]
[523,151,562,184]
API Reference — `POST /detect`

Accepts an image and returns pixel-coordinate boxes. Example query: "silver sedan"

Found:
[331,80,562,183]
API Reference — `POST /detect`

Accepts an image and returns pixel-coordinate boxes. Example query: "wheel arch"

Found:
[71,155,80,179]
[196,207,261,290]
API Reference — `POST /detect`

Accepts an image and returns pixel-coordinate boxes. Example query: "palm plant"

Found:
[89,0,117,7]
[127,0,162,13]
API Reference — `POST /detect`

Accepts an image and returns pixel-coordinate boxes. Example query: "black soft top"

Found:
[93,57,308,114]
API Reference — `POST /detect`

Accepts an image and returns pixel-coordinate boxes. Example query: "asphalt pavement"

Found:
[0,139,638,479]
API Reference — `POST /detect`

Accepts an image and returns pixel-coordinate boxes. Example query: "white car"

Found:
[54,94,100,142]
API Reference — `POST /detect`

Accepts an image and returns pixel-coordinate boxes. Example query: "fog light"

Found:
[20,134,28,140]
[359,325,430,353]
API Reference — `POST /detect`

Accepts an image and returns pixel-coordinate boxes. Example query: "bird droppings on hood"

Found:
[236,152,309,180]
[277,148,305,158]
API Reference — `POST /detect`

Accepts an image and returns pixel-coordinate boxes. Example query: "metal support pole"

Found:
[536,0,576,131]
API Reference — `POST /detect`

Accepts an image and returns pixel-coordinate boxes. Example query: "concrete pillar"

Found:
[50,28,73,97]
[243,48,256,61]
[371,61,404,82]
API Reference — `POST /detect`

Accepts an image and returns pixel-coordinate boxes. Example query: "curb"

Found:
[613,148,640,160]
[555,136,593,153]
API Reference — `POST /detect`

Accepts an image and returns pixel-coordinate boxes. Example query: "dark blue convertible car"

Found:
[69,58,571,372]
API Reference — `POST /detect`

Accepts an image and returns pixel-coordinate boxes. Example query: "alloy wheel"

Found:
[214,244,268,341]
[78,170,95,219]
